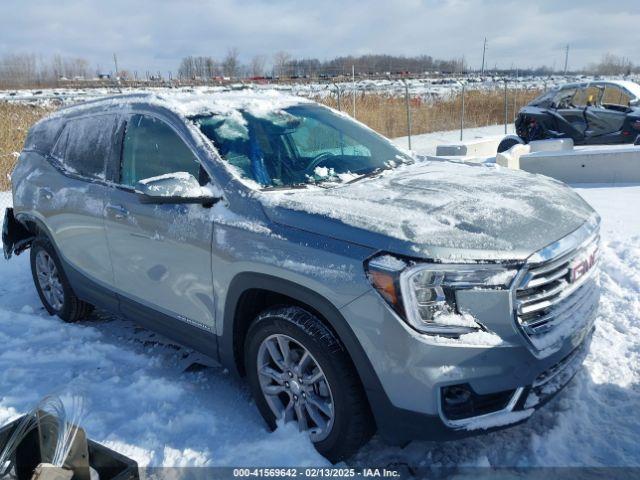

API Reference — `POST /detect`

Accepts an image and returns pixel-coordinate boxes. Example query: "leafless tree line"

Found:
[0,54,91,87]
[177,50,640,81]
[177,50,468,80]
[588,53,635,76]
[177,48,282,79]
[1,50,638,89]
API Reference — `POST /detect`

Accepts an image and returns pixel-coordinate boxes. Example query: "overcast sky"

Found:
[2,0,639,73]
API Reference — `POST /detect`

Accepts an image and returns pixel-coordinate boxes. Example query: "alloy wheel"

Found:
[35,250,64,311]
[257,334,335,441]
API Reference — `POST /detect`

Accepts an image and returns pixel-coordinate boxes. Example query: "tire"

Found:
[30,236,94,322]
[497,136,524,153]
[245,306,373,462]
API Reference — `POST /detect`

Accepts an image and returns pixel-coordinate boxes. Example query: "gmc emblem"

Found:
[569,249,598,283]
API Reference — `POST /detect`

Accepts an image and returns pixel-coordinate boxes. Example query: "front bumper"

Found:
[340,286,597,444]
[366,331,592,445]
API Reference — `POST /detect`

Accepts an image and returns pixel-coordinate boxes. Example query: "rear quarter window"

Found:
[53,115,118,180]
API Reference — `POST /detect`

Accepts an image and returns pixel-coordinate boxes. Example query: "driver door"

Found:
[104,113,216,332]
[556,86,593,134]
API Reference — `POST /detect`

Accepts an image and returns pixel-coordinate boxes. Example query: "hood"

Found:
[259,161,598,262]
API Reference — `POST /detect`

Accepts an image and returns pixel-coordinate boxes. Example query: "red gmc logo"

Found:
[569,249,598,283]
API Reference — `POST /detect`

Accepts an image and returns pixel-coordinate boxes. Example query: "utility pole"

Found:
[481,37,487,75]
[352,64,356,118]
[563,44,570,75]
[113,53,119,79]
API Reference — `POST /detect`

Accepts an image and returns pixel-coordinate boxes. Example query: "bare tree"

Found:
[249,54,267,77]
[179,55,218,79]
[273,51,292,78]
[179,56,194,79]
[589,53,633,76]
[222,47,240,78]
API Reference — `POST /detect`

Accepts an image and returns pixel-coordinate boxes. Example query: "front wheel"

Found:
[497,135,524,153]
[245,306,373,462]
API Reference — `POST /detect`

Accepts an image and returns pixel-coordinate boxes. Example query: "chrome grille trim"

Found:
[513,225,600,354]
[521,279,598,334]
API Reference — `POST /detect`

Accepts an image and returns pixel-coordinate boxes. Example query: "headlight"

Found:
[366,254,517,336]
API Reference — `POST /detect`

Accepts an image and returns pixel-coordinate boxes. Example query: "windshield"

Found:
[529,88,558,108]
[193,104,412,189]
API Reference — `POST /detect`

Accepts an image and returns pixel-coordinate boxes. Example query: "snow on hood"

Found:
[259,161,598,262]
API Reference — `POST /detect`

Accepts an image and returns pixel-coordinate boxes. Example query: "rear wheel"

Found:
[245,306,373,462]
[30,237,93,322]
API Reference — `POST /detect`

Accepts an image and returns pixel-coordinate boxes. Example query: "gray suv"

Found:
[3,91,600,461]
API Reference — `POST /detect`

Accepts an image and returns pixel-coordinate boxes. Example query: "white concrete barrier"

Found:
[519,145,640,183]
[496,144,529,169]
[436,136,502,157]
[496,139,575,169]
[529,138,574,153]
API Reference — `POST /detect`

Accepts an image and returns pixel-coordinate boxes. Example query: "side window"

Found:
[121,114,201,186]
[52,115,116,179]
[573,86,602,108]
[51,126,70,162]
[288,117,371,158]
[602,85,632,108]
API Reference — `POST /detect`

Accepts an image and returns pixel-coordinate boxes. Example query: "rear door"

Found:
[103,113,216,332]
[44,114,118,292]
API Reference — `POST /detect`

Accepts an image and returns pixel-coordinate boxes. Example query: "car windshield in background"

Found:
[193,104,412,189]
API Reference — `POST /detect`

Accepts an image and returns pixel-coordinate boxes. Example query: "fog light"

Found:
[441,384,516,421]
[443,385,472,406]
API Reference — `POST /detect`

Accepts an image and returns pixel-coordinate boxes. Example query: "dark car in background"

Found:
[499,80,640,152]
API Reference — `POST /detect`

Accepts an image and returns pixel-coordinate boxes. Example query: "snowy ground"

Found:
[0,146,639,468]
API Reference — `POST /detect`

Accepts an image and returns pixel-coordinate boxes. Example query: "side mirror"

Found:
[135,172,221,205]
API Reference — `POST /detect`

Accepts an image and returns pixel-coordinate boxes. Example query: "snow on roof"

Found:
[57,88,314,118]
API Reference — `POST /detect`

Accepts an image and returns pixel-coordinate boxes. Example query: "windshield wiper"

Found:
[345,168,386,185]
[261,183,310,191]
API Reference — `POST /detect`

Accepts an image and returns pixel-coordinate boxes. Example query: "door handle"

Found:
[106,203,129,220]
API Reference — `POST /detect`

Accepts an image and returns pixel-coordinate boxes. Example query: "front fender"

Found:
[220,272,386,397]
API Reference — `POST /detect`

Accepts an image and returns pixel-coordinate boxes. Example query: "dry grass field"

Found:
[0,88,539,191]
[0,102,54,190]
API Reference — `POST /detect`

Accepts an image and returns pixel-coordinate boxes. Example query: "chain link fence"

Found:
[305,81,542,147]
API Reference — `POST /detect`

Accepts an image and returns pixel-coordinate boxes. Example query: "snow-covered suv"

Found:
[3,91,600,461]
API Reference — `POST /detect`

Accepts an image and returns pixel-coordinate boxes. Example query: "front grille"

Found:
[515,232,600,353]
